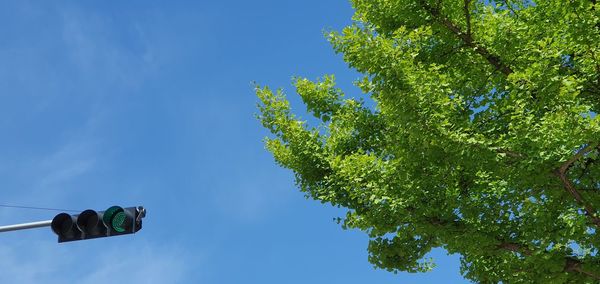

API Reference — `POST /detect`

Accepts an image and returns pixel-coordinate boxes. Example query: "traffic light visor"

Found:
[76,210,101,234]
[51,213,74,237]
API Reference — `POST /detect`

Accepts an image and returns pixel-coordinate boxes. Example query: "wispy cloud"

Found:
[37,140,97,188]
[0,240,190,284]
[0,135,100,225]
[0,241,67,283]
[59,5,157,93]
[80,243,189,284]
[1,2,157,208]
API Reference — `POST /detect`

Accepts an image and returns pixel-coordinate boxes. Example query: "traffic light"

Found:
[51,206,146,243]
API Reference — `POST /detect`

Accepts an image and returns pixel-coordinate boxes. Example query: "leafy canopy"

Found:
[256,0,600,282]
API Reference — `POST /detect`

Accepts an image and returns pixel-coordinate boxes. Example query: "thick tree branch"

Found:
[565,257,600,280]
[418,1,514,76]
[500,243,600,280]
[558,143,599,174]
[494,148,524,158]
[497,242,531,256]
[554,143,600,227]
[554,172,600,227]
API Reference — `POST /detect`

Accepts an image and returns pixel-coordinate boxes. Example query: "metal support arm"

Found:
[0,220,52,233]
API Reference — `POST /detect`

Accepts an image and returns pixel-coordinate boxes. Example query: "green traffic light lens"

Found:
[103,206,131,233]
[111,211,127,233]
[103,206,122,225]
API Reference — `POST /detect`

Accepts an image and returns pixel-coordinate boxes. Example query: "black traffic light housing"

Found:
[51,206,146,243]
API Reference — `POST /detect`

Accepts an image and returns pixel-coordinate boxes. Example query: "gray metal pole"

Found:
[0,220,52,233]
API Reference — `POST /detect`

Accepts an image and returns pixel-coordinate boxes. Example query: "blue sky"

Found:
[0,1,467,283]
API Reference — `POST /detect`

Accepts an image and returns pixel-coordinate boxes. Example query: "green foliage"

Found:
[257,0,600,282]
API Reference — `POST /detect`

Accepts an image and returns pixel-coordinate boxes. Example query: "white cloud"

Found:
[0,136,98,227]
[59,6,156,93]
[80,243,189,284]
[0,241,67,283]
[37,140,97,188]
[0,135,99,212]
[0,240,190,284]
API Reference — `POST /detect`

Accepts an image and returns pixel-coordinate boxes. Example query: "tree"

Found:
[256,0,600,282]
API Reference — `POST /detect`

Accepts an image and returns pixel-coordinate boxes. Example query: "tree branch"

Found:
[494,148,524,158]
[418,0,514,76]
[497,242,531,256]
[565,257,600,280]
[554,172,600,227]
[554,143,600,227]
[555,171,600,228]
[464,0,472,37]
[426,218,600,280]
[579,187,600,192]
[558,143,599,175]
[503,0,520,19]
[500,243,600,280]
[576,152,599,181]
